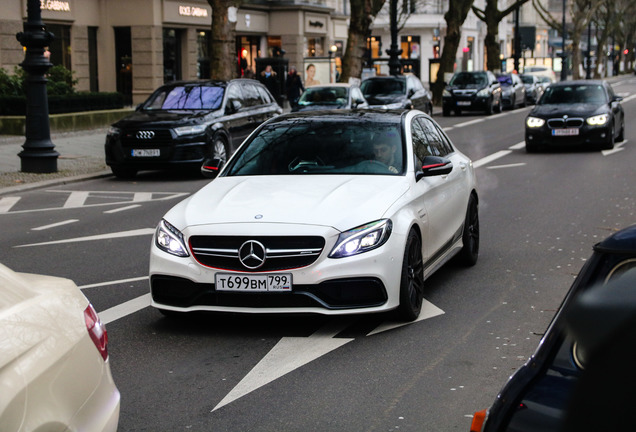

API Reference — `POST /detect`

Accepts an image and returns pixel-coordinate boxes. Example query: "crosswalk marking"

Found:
[0,197,20,213]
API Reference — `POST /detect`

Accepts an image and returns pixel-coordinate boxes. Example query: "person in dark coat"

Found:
[260,65,281,107]
[286,66,304,110]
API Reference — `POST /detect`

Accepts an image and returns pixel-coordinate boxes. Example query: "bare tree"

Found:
[472,0,531,72]
[533,0,600,79]
[431,0,475,104]
[207,0,242,80]
[340,0,387,82]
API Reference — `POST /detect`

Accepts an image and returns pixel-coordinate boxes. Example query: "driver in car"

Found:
[373,138,400,173]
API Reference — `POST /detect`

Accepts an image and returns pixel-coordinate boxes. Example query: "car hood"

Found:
[113,109,218,128]
[530,103,607,118]
[447,84,485,91]
[365,94,406,106]
[294,104,346,112]
[164,175,409,232]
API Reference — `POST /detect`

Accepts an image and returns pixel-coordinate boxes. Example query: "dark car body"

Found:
[470,224,636,432]
[105,79,282,178]
[442,71,502,116]
[360,75,433,115]
[496,73,527,109]
[292,84,368,112]
[524,80,624,152]
[520,74,543,104]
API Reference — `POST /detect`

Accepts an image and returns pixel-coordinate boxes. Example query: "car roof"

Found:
[266,109,408,124]
[364,75,407,81]
[305,83,358,89]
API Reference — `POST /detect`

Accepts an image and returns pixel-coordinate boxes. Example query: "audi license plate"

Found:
[131,149,160,157]
[215,273,292,292]
[552,128,579,136]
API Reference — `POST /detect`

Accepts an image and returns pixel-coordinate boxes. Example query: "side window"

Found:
[411,116,449,161]
[241,83,261,108]
[226,84,244,109]
[256,85,273,104]
[352,88,363,101]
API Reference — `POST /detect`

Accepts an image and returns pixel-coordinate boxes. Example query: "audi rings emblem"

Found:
[238,240,267,269]
[136,130,155,139]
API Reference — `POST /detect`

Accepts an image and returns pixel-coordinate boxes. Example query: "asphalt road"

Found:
[1,76,635,431]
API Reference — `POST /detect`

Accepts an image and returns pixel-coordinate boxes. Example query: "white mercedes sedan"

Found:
[149,109,479,321]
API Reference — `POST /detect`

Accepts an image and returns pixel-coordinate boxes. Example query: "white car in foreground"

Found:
[0,264,120,431]
[149,109,479,321]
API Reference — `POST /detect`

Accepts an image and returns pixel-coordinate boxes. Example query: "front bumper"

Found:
[442,95,491,111]
[525,124,612,148]
[149,223,404,315]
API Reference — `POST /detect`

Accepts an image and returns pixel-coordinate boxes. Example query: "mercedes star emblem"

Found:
[238,240,267,269]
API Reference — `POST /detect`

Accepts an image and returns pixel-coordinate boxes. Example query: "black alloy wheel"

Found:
[601,125,615,150]
[457,194,480,266]
[211,136,228,162]
[397,229,425,321]
[616,119,625,142]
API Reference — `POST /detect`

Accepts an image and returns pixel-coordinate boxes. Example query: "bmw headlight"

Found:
[526,116,545,128]
[329,219,392,258]
[173,124,207,136]
[476,88,490,97]
[155,219,189,257]
[586,114,609,126]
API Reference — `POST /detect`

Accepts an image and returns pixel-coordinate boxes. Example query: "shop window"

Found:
[304,37,324,57]
[197,30,210,79]
[268,36,283,57]
[88,26,98,92]
[163,28,182,83]
[46,24,71,70]
[237,36,261,77]
[114,26,132,105]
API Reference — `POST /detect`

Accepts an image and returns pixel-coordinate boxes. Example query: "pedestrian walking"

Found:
[259,65,282,107]
[286,66,304,110]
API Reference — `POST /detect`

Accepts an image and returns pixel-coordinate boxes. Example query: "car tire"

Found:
[616,120,625,142]
[457,194,479,267]
[525,140,539,153]
[495,98,503,113]
[443,107,451,117]
[210,136,229,162]
[600,126,615,150]
[397,229,425,322]
[510,96,516,110]
[111,166,138,179]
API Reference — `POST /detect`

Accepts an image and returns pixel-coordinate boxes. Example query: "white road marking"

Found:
[487,163,527,170]
[14,228,155,247]
[104,205,142,214]
[472,150,512,168]
[0,197,21,213]
[212,319,355,411]
[100,293,151,325]
[453,118,485,128]
[79,276,149,290]
[32,219,79,231]
[367,298,445,336]
[602,141,627,156]
[509,141,526,150]
[133,192,153,202]
[63,191,90,208]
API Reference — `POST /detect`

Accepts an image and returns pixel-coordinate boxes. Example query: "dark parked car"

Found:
[496,73,527,109]
[292,83,368,112]
[105,79,282,178]
[442,71,502,116]
[525,80,624,152]
[360,75,433,115]
[520,74,543,104]
[469,224,636,432]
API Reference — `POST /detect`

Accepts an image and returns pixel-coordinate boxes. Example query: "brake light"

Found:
[470,409,488,432]
[84,303,109,361]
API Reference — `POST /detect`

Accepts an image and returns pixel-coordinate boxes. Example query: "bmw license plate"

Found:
[131,149,160,157]
[457,101,471,106]
[215,273,292,292]
[552,128,579,136]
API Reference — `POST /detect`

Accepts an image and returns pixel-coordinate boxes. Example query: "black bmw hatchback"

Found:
[524,80,624,152]
[105,79,282,178]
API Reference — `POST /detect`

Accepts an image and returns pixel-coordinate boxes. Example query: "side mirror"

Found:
[612,95,623,103]
[201,158,224,178]
[416,156,453,180]
[225,100,242,114]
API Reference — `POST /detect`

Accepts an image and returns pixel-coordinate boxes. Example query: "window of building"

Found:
[46,24,71,70]
[163,28,183,83]
[88,26,98,92]
[197,30,210,79]
[114,26,132,105]
[305,37,324,57]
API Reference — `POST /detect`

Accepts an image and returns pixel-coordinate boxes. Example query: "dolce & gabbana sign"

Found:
[40,0,70,11]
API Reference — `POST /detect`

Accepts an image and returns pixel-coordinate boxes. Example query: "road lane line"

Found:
[14,227,155,247]
[487,163,527,170]
[0,197,21,213]
[63,191,89,208]
[472,150,512,168]
[32,219,79,231]
[79,276,149,290]
[602,141,627,156]
[133,192,153,202]
[100,293,151,325]
[509,141,525,150]
[104,205,142,214]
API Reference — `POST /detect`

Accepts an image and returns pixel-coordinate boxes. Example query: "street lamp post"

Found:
[560,0,567,81]
[16,0,59,173]
[386,0,403,76]
[329,44,338,82]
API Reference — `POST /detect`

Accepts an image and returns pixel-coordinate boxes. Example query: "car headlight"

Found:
[442,89,451,97]
[173,124,207,136]
[107,126,121,136]
[476,88,490,97]
[155,219,189,257]
[526,116,545,128]
[586,114,609,126]
[329,219,392,258]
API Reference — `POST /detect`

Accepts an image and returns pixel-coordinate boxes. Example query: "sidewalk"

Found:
[0,128,111,195]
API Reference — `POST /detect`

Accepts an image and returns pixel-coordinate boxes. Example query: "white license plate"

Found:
[552,128,579,136]
[131,149,160,157]
[457,101,471,106]
[215,273,292,292]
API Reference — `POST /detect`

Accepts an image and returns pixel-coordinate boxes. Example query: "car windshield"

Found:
[360,79,405,96]
[540,84,607,104]
[449,72,487,86]
[520,75,535,84]
[226,118,404,176]
[143,85,225,110]
[298,87,349,107]
[497,75,513,86]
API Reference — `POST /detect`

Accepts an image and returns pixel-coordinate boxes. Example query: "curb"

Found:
[0,170,112,196]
